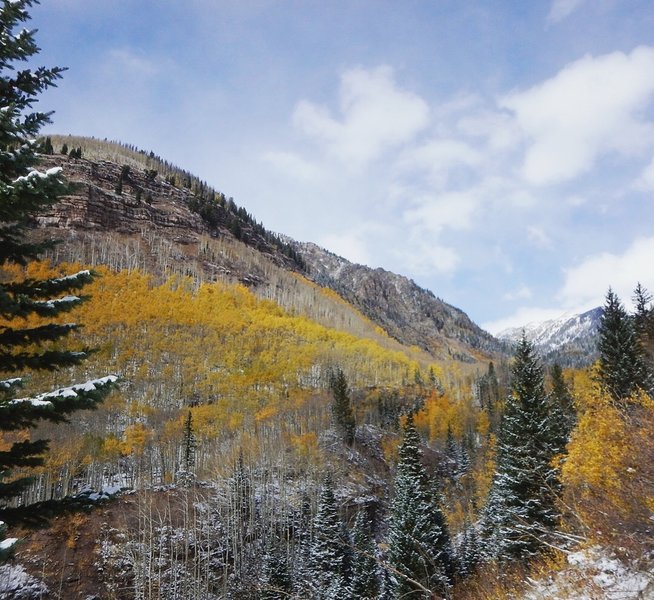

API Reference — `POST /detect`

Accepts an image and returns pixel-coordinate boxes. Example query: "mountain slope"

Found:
[295,242,501,360]
[33,135,501,363]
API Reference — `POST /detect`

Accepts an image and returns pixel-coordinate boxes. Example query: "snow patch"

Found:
[525,547,653,599]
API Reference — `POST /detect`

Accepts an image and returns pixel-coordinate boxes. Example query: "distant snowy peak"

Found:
[497,307,603,366]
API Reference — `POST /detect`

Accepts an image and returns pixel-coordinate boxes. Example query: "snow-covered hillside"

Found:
[497,307,602,366]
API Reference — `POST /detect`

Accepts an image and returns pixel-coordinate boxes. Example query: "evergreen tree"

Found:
[481,336,560,562]
[181,409,195,476]
[41,136,54,155]
[260,537,293,600]
[597,288,651,402]
[387,415,453,598]
[549,364,576,452]
[308,473,351,599]
[329,368,355,445]
[351,508,382,599]
[633,283,654,364]
[457,519,481,578]
[0,0,116,559]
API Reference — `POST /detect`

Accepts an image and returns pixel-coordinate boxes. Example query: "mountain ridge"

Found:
[33,135,503,363]
[497,306,602,366]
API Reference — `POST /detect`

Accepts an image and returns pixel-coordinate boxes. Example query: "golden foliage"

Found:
[562,370,654,545]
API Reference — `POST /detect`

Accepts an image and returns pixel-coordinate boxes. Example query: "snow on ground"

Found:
[524,547,654,599]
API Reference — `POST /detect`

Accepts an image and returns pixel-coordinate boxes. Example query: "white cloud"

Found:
[395,139,482,186]
[292,65,430,166]
[106,48,159,78]
[456,110,522,152]
[557,237,654,309]
[634,156,654,191]
[262,151,323,182]
[402,191,477,234]
[547,0,587,23]
[394,240,461,276]
[503,285,533,301]
[319,230,374,266]
[527,225,552,247]
[502,46,654,185]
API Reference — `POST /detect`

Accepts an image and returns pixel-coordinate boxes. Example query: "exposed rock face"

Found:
[36,158,198,239]
[294,242,502,359]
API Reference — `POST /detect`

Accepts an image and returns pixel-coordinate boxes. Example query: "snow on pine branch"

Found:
[8,375,118,408]
[34,295,80,308]
[11,166,63,186]
[48,270,91,286]
[0,378,22,389]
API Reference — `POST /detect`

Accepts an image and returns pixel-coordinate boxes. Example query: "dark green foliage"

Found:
[549,364,576,451]
[481,336,560,562]
[597,288,651,402]
[351,508,381,599]
[60,142,68,155]
[633,283,654,365]
[387,414,453,598]
[40,136,54,155]
[182,409,195,473]
[0,1,115,559]
[308,474,352,599]
[329,368,356,445]
[231,452,252,524]
[260,538,293,600]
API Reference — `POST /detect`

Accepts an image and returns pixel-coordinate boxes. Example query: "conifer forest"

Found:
[1,2,654,599]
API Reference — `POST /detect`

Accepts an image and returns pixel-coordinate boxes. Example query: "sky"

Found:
[27,0,654,334]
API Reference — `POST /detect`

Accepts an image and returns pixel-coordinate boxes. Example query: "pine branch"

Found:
[0,348,88,372]
[0,322,78,347]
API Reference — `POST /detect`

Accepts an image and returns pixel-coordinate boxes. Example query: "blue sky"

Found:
[29,0,654,333]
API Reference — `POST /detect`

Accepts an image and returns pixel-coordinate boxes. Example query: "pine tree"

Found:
[387,414,453,598]
[177,409,195,485]
[481,336,560,562]
[0,0,116,559]
[351,508,382,599]
[549,364,576,452]
[260,537,293,600]
[597,288,651,402]
[308,473,351,599]
[633,283,654,365]
[457,519,481,578]
[329,368,355,445]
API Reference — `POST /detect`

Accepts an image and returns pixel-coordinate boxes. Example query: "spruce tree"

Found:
[260,537,293,600]
[481,336,560,562]
[0,0,116,559]
[549,364,576,452]
[597,288,651,402]
[387,414,453,598]
[329,368,355,445]
[351,508,381,599]
[308,473,351,599]
[633,283,654,366]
